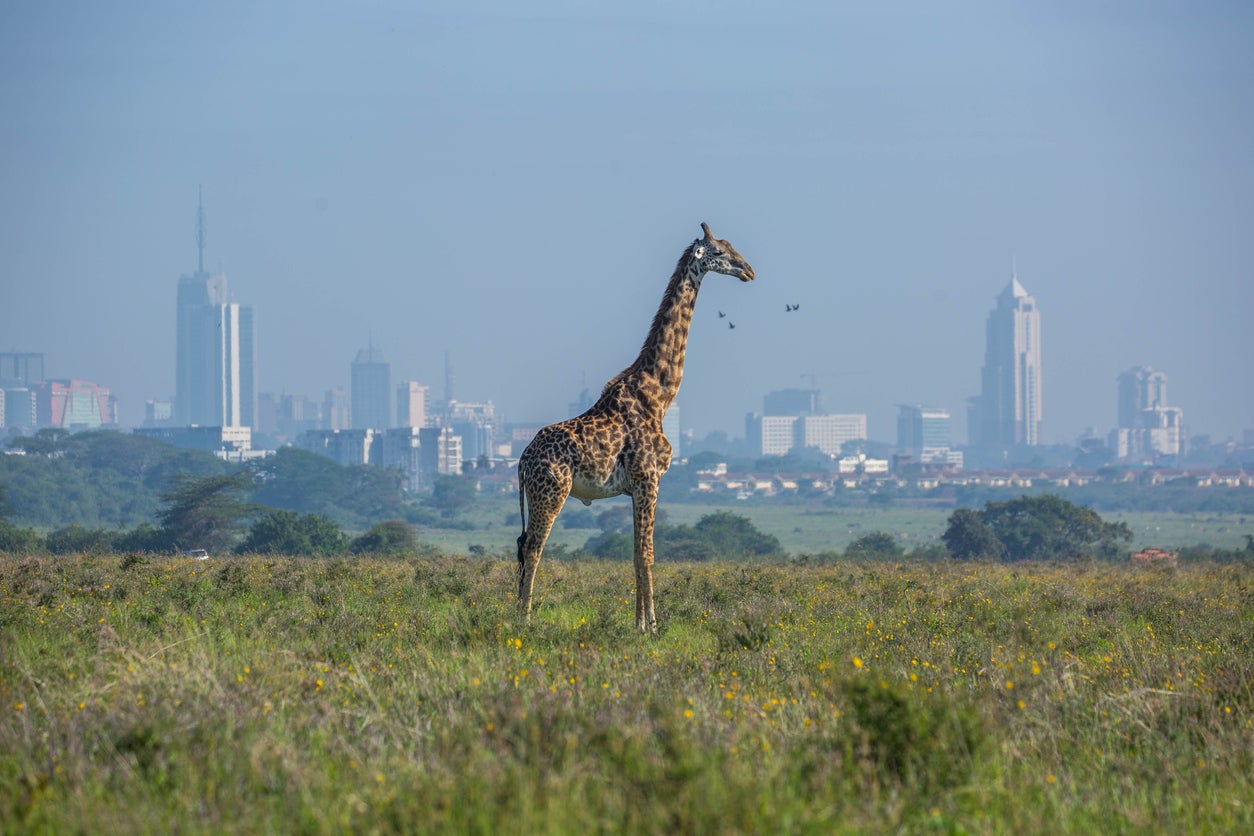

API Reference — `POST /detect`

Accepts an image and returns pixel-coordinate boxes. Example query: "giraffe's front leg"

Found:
[631,480,660,633]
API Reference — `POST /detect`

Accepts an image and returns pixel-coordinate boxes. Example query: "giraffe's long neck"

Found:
[616,248,704,419]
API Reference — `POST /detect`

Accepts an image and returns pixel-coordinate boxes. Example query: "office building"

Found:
[397,381,430,428]
[970,272,1042,447]
[175,191,257,427]
[36,380,113,428]
[745,411,866,458]
[0,352,44,387]
[323,387,350,430]
[1112,366,1184,459]
[897,404,963,468]
[351,344,391,429]
[0,352,44,430]
[795,413,867,457]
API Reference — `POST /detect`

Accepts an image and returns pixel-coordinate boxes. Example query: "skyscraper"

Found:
[351,343,391,429]
[175,190,256,427]
[897,405,951,456]
[1112,366,1184,459]
[397,381,430,428]
[970,272,1042,448]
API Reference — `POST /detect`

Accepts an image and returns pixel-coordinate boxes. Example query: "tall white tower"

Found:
[972,270,1042,447]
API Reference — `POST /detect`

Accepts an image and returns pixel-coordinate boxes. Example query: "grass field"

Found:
[3,553,1252,833]
[421,496,1254,556]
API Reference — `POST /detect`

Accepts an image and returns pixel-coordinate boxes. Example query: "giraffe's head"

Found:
[691,222,755,282]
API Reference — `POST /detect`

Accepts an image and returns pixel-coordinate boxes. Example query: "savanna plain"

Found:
[3,550,1252,834]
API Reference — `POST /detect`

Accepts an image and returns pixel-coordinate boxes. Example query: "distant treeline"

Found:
[0,429,408,531]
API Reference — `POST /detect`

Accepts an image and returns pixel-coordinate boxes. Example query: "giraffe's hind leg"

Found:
[517,469,569,621]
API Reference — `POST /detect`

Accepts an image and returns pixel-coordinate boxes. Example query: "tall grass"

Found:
[2,553,1252,833]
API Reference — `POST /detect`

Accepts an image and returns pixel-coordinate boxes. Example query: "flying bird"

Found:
[718,310,726,318]
[728,322,736,330]
[786,303,800,312]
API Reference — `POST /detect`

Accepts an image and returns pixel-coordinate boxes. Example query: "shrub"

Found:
[844,531,904,560]
[350,520,418,556]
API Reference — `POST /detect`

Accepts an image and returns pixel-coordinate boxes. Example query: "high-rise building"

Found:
[794,413,867,456]
[897,405,950,455]
[745,412,866,458]
[0,352,44,430]
[0,352,44,387]
[1112,366,1184,459]
[444,400,497,463]
[175,190,256,428]
[397,381,430,428]
[351,344,391,429]
[970,273,1042,447]
[323,387,350,430]
[35,380,113,428]
[897,405,963,467]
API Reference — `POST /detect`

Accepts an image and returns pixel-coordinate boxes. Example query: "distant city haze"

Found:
[2,3,1251,444]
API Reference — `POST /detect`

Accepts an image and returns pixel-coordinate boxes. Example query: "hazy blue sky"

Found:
[2,1,1251,444]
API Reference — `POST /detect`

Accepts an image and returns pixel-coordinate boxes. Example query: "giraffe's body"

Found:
[517,223,754,631]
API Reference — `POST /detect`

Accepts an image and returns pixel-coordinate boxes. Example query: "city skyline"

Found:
[1,4,1250,443]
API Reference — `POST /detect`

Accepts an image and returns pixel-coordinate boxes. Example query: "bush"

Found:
[580,510,781,561]
[844,531,904,560]
[350,520,418,556]
[238,510,349,556]
[45,525,117,555]
[0,521,42,554]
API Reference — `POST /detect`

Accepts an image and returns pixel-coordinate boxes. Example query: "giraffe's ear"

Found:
[692,245,706,260]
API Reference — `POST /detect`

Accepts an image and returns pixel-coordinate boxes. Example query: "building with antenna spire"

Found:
[174,188,257,428]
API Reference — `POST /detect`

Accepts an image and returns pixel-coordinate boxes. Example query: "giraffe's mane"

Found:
[601,241,698,394]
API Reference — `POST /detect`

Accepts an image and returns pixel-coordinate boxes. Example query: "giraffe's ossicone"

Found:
[516,223,755,631]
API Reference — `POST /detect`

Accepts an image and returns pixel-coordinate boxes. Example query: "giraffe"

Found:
[516,222,755,631]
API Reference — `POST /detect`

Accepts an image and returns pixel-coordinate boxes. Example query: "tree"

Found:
[7,428,70,456]
[942,508,1003,561]
[560,507,599,529]
[981,494,1130,562]
[156,473,254,554]
[248,447,406,527]
[238,509,349,556]
[429,474,478,517]
[350,520,418,556]
[0,485,41,554]
[845,531,905,560]
[943,494,1132,563]
[693,511,783,559]
[580,529,634,560]
[596,505,635,533]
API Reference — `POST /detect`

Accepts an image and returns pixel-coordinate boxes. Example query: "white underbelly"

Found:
[570,463,629,504]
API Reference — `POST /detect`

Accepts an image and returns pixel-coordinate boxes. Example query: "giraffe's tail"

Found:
[516,472,527,577]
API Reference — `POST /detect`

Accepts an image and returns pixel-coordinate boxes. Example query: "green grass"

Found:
[419,497,1254,556]
[3,553,1253,833]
